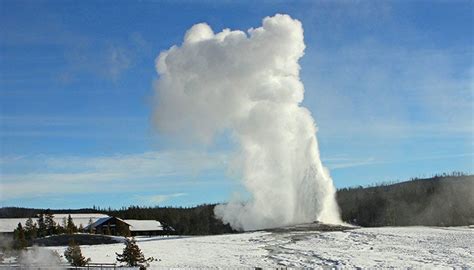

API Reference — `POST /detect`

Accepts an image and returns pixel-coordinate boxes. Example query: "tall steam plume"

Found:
[153,14,341,230]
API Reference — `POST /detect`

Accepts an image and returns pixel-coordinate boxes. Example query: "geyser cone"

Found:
[153,14,341,230]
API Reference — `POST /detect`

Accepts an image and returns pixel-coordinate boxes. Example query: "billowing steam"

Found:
[153,14,341,230]
[18,246,63,268]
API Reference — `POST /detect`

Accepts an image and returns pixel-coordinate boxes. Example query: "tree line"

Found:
[1,204,235,235]
[337,174,474,226]
[3,174,473,236]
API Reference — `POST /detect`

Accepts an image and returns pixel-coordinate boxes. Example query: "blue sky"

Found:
[1,0,473,209]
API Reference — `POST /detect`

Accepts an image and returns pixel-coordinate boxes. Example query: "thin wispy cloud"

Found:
[0,115,142,127]
[306,40,473,141]
[324,153,474,170]
[0,3,152,85]
[0,115,145,139]
[62,32,150,82]
[0,151,228,201]
[136,193,187,204]
[324,157,378,169]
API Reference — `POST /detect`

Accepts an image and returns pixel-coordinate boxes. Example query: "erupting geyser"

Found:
[153,14,341,230]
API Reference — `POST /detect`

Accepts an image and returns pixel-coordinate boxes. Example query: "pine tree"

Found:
[37,213,47,237]
[56,223,66,235]
[117,221,131,237]
[62,217,67,228]
[64,239,90,267]
[66,214,77,234]
[116,238,152,270]
[87,218,94,234]
[44,211,56,236]
[13,223,27,249]
[24,217,37,240]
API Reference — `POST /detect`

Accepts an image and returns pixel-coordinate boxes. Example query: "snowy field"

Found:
[45,226,474,268]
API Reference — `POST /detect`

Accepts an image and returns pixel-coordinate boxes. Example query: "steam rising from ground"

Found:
[153,14,341,230]
[0,246,63,269]
[18,246,63,268]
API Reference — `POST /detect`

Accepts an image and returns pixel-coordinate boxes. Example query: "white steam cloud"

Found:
[18,246,63,269]
[153,14,341,230]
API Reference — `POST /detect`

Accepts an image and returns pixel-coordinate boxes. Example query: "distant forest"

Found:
[337,173,473,227]
[1,173,473,234]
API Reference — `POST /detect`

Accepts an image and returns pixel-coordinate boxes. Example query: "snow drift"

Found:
[152,14,341,230]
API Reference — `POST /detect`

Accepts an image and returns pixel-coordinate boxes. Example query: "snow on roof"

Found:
[0,213,109,233]
[86,217,113,229]
[53,213,108,219]
[124,219,163,232]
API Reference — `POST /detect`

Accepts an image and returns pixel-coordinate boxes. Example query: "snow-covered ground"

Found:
[45,226,472,268]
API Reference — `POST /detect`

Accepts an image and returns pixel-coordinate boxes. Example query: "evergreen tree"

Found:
[117,221,131,237]
[116,238,152,270]
[62,217,67,228]
[56,223,66,235]
[24,217,37,240]
[78,224,84,232]
[64,239,90,267]
[37,213,47,237]
[87,218,94,234]
[44,211,56,235]
[13,223,27,249]
[66,214,77,234]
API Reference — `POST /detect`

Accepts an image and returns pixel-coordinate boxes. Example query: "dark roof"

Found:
[84,216,129,230]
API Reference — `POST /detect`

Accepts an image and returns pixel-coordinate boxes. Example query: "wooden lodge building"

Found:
[85,216,169,236]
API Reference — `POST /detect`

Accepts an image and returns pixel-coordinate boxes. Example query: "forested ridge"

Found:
[337,174,474,227]
[1,174,472,234]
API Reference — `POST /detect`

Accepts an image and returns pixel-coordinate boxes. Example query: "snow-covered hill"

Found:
[44,226,474,268]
